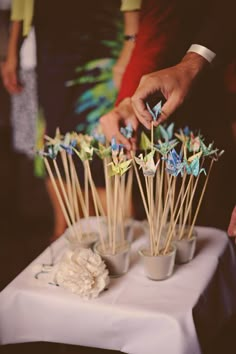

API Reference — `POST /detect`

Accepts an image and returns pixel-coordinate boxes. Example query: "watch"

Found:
[124,34,137,42]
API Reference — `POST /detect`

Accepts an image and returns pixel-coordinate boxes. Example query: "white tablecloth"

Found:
[1,221,236,354]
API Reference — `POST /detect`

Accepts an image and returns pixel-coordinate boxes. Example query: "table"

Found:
[1,221,236,354]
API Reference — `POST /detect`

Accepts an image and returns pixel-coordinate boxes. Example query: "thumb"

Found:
[154,92,183,126]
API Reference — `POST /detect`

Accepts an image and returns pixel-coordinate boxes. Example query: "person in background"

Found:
[100,0,236,229]
[228,206,236,237]
[0,0,11,141]
[1,19,37,159]
[3,0,141,240]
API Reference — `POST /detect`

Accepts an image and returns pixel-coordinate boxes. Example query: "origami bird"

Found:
[135,151,159,177]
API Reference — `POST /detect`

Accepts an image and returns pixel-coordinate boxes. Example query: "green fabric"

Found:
[34,107,46,178]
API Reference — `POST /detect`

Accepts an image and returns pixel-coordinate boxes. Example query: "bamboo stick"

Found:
[103,158,113,249]
[163,174,194,254]
[44,158,75,237]
[187,159,214,239]
[60,150,74,220]
[85,160,105,251]
[131,152,150,223]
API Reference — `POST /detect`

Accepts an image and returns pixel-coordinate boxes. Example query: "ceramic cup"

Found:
[139,245,176,281]
[174,230,197,264]
[94,241,130,277]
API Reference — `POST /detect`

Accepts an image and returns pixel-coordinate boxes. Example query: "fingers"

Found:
[228,206,236,237]
[100,110,131,149]
[2,70,22,94]
[100,111,118,142]
[131,74,160,130]
[154,92,182,127]
[115,131,131,150]
[131,96,153,130]
[1,62,22,94]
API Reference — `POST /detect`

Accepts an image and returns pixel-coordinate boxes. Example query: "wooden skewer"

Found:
[151,121,154,151]
[155,174,173,255]
[93,180,106,218]
[155,158,164,240]
[188,178,194,226]
[145,176,151,211]
[131,152,150,224]
[163,174,194,254]
[85,160,105,251]
[149,176,155,256]
[112,175,119,255]
[125,167,133,218]
[84,166,89,215]
[60,150,74,220]
[53,159,76,225]
[187,159,214,239]
[165,172,187,239]
[71,160,91,234]
[103,158,113,249]
[44,158,75,238]
[144,175,153,255]
[118,177,125,246]
[68,155,82,238]
[178,160,205,241]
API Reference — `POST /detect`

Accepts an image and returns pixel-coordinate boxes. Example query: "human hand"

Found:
[131,52,208,129]
[228,206,236,237]
[1,56,23,94]
[100,97,139,151]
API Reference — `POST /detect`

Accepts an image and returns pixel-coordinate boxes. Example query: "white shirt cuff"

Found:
[187,44,216,63]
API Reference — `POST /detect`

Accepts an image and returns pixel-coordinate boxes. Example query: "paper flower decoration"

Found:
[200,140,219,157]
[175,127,191,144]
[159,123,174,142]
[44,131,63,159]
[154,139,178,156]
[135,151,159,177]
[91,124,106,144]
[108,159,132,176]
[140,132,151,150]
[146,100,162,121]
[111,137,122,152]
[165,149,184,176]
[211,149,225,161]
[120,122,133,139]
[187,133,201,153]
[77,134,93,146]
[55,248,109,299]
[73,140,94,161]
[110,137,123,164]
[94,143,111,159]
[108,138,132,176]
[60,132,77,155]
[184,152,205,176]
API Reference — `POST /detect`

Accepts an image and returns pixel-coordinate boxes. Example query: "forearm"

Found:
[0,10,10,62]
[119,10,140,62]
[113,8,140,88]
[178,52,209,82]
[7,21,22,61]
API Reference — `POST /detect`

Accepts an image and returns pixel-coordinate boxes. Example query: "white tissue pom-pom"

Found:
[55,248,109,299]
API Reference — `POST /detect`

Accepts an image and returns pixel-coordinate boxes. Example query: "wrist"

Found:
[179,52,209,80]
[124,34,137,42]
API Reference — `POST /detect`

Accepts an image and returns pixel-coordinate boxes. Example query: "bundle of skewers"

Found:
[38,128,133,255]
[131,102,224,256]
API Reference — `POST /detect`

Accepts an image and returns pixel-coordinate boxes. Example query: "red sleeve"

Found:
[116,0,181,104]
